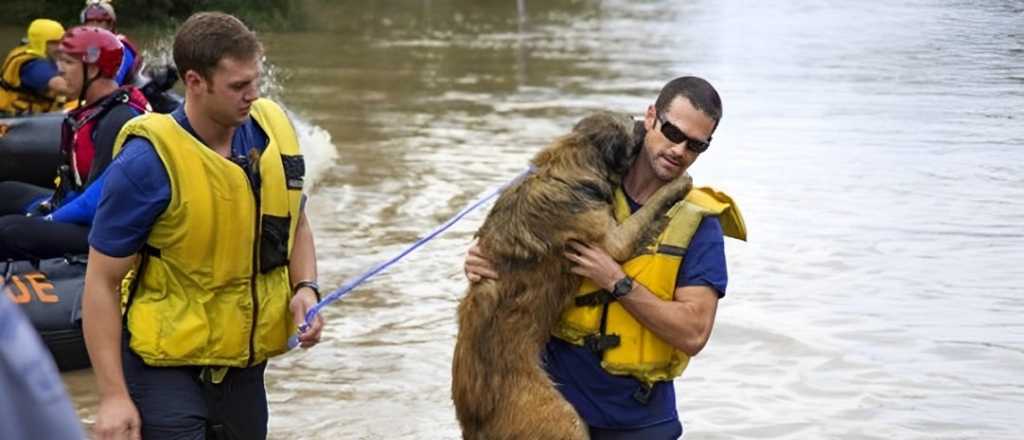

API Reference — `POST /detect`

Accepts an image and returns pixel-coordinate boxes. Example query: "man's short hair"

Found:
[173,12,262,81]
[655,76,723,131]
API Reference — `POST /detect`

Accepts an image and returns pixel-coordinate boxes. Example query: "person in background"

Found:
[0,18,68,115]
[80,0,143,86]
[0,27,149,261]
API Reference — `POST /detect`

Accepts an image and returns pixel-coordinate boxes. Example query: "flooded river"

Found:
[3,0,1023,438]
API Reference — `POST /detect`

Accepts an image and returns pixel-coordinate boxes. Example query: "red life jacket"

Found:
[57,86,149,196]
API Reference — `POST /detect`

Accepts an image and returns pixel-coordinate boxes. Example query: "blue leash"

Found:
[289,167,533,348]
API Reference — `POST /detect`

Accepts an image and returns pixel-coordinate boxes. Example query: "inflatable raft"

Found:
[0,67,180,371]
[0,65,181,187]
[3,258,89,371]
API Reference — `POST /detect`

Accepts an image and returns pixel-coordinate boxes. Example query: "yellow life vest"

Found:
[112,98,305,368]
[0,45,60,115]
[552,185,747,386]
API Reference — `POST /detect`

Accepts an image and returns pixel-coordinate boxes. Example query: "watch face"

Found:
[613,277,633,298]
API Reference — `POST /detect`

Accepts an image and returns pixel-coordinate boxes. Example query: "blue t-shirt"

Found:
[543,189,728,430]
[19,58,58,95]
[89,105,269,257]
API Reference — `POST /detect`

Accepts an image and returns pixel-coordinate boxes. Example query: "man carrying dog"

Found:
[82,12,324,440]
[465,76,746,439]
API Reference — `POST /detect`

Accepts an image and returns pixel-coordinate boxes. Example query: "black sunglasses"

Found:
[657,114,711,153]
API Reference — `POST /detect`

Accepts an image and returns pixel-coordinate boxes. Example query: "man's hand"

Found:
[289,288,324,348]
[464,242,498,282]
[564,241,626,291]
[93,394,141,440]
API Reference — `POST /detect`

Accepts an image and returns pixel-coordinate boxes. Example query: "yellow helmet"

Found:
[26,19,66,57]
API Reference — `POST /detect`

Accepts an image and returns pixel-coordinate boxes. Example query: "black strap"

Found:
[68,88,133,131]
[2,260,12,283]
[582,334,621,352]
[575,290,616,307]
[656,244,687,257]
[122,244,160,326]
[292,280,321,302]
[53,88,136,202]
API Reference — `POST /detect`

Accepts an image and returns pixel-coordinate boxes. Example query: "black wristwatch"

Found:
[610,276,634,299]
[292,280,321,302]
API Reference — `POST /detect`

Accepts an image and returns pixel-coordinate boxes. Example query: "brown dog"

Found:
[452,112,692,440]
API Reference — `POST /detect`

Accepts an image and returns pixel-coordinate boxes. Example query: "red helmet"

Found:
[80,1,117,29]
[60,26,124,79]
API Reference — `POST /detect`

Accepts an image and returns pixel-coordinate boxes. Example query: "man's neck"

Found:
[622,161,663,204]
[184,99,235,156]
[83,79,119,106]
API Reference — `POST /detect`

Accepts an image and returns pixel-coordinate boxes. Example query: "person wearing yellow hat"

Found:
[0,18,68,115]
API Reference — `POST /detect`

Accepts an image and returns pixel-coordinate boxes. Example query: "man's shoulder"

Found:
[694,215,724,242]
[110,137,168,186]
[17,58,55,91]
[681,216,725,267]
[17,55,46,69]
[115,136,158,160]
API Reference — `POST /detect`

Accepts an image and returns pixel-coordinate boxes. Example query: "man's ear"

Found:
[644,104,657,131]
[183,70,205,91]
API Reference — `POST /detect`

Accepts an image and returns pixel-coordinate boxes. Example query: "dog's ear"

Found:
[572,111,636,175]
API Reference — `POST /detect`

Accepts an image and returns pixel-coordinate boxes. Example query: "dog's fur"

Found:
[452,112,692,440]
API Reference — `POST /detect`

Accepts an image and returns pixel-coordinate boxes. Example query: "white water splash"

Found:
[140,38,338,190]
[287,113,338,191]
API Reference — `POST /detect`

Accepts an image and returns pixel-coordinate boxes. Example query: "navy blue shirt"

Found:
[89,106,269,257]
[544,189,728,430]
[19,58,57,95]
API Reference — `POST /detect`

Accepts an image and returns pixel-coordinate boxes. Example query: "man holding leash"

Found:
[466,76,746,439]
[82,12,324,440]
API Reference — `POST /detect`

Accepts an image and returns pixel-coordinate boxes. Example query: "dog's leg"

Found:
[602,173,692,260]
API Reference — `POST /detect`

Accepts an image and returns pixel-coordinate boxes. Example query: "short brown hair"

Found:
[173,12,262,80]
[655,76,723,132]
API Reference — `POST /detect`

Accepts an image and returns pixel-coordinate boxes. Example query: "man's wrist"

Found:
[609,276,634,299]
[604,269,628,292]
[292,280,321,302]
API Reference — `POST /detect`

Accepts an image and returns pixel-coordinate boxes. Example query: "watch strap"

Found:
[292,280,321,302]
[610,276,634,299]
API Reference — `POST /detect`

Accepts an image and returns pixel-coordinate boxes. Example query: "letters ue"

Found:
[3,273,59,304]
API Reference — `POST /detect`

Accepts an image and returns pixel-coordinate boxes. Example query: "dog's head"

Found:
[571,111,642,177]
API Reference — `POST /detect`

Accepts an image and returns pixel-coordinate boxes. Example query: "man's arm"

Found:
[288,209,324,348]
[82,247,141,439]
[20,59,63,97]
[565,241,719,356]
[616,283,718,356]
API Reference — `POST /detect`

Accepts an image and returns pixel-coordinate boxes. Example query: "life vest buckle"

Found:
[632,383,653,405]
